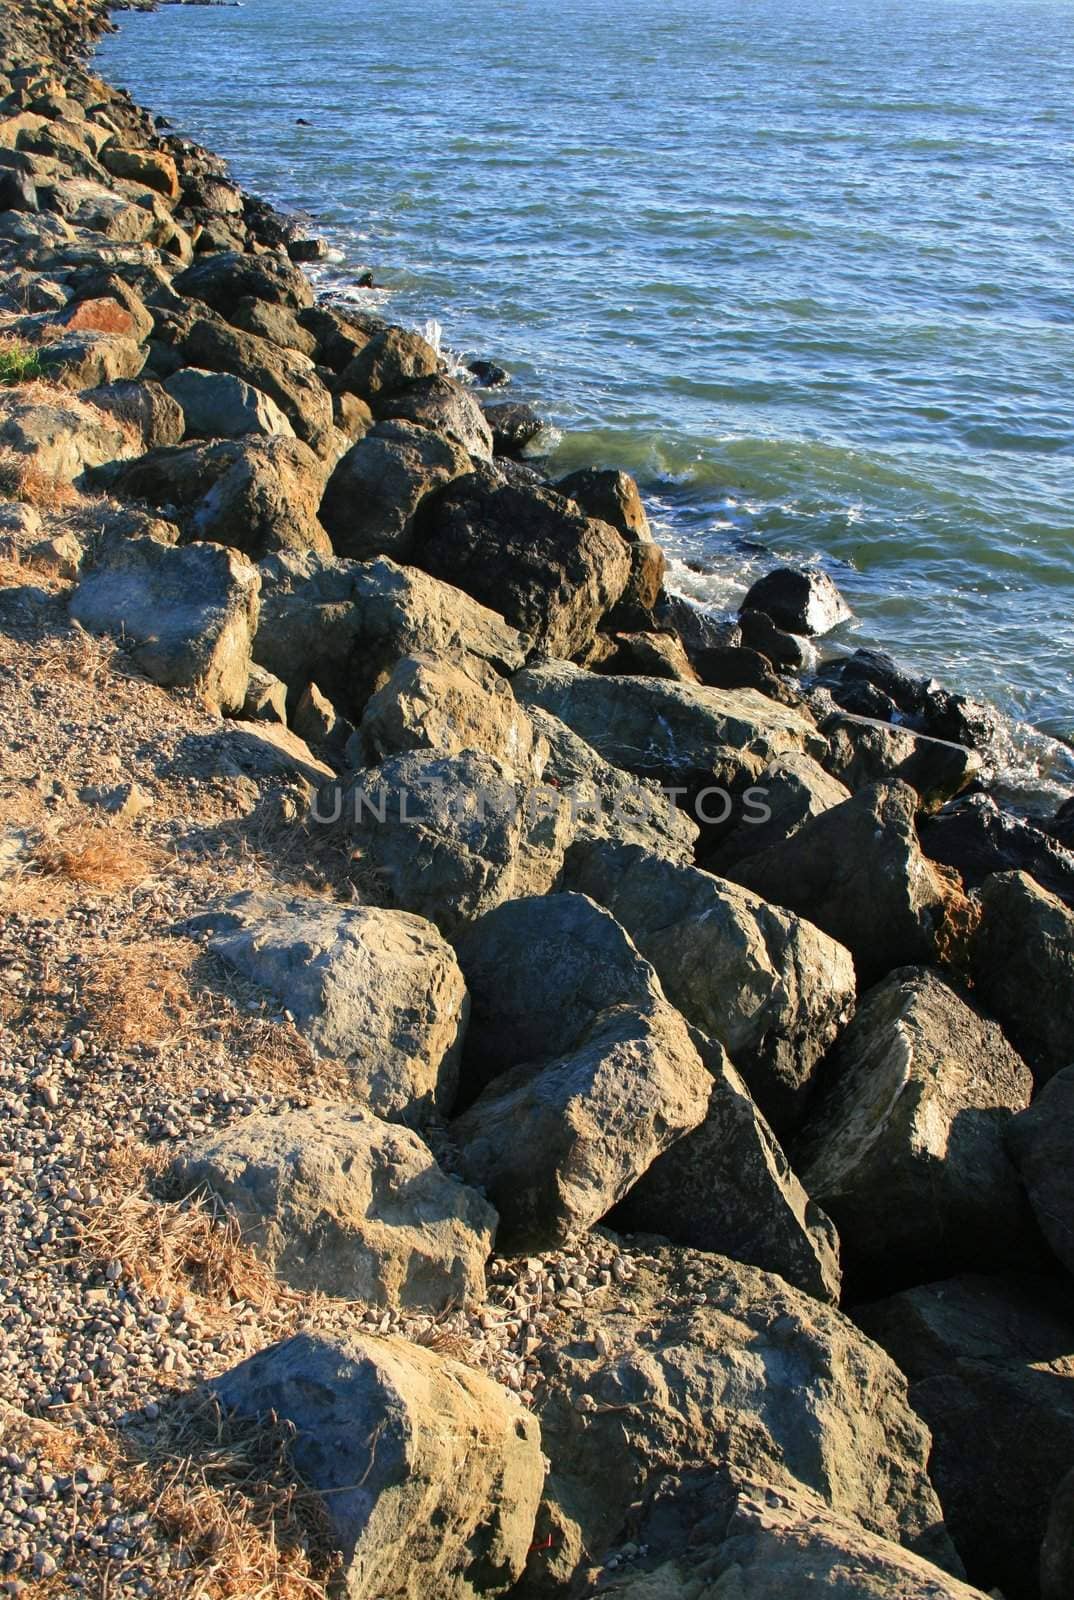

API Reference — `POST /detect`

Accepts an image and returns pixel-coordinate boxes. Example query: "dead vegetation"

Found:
[0,445,76,510]
[33,821,163,891]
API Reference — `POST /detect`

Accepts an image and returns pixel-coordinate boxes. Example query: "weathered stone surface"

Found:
[292,680,347,750]
[526,703,698,863]
[795,967,1034,1286]
[742,566,851,636]
[182,316,334,450]
[581,1480,990,1599]
[359,650,538,771]
[922,793,1074,906]
[82,377,185,450]
[555,467,651,541]
[739,605,817,672]
[173,249,314,315]
[253,553,528,715]
[1041,1467,1074,1600]
[592,629,697,682]
[241,662,288,723]
[164,365,295,439]
[857,1273,1074,1600]
[319,420,472,561]
[514,660,826,801]
[327,749,570,938]
[297,303,375,372]
[817,648,1002,755]
[482,399,548,456]
[338,325,440,403]
[37,329,145,389]
[970,870,1074,1083]
[451,894,711,1248]
[821,711,982,811]
[730,782,953,986]
[412,468,631,658]
[377,373,494,460]
[211,1330,543,1600]
[70,536,259,711]
[231,296,318,357]
[1007,1066,1074,1279]
[705,749,851,873]
[171,1104,495,1308]
[518,1247,958,1596]
[565,840,855,1133]
[197,889,467,1124]
[0,389,135,481]
[100,143,179,199]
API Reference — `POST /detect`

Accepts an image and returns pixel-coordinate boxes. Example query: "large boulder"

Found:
[564,841,855,1134]
[163,365,295,439]
[450,894,711,1248]
[96,437,331,558]
[515,660,826,808]
[37,329,145,389]
[324,749,571,937]
[857,1274,1074,1600]
[527,705,698,865]
[338,325,440,403]
[82,377,185,451]
[358,650,539,771]
[0,388,136,481]
[173,249,314,315]
[582,1480,991,1599]
[69,536,259,712]
[741,566,851,636]
[970,871,1074,1082]
[794,967,1035,1287]
[821,711,982,811]
[704,749,850,873]
[195,889,468,1125]
[1007,1065,1074,1278]
[171,1104,495,1309]
[555,466,651,541]
[518,1246,959,1596]
[410,468,632,658]
[921,793,1074,906]
[211,1330,543,1600]
[729,782,955,986]
[253,552,529,716]
[377,374,494,460]
[182,316,334,450]
[319,419,472,561]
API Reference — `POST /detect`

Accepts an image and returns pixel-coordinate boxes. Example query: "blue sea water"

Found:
[95,0,1074,792]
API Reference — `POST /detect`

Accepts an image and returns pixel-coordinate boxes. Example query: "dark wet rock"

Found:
[691,642,798,702]
[970,870,1074,1083]
[481,400,549,456]
[589,629,698,682]
[1048,795,1074,851]
[518,1246,960,1596]
[794,967,1035,1289]
[1041,1467,1074,1600]
[856,1273,1074,1600]
[738,605,816,671]
[729,782,956,986]
[821,711,982,811]
[817,648,1002,756]
[741,565,851,637]
[564,840,855,1136]
[467,358,509,388]
[211,1330,543,1600]
[652,591,743,657]
[921,793,1074,905]
[411,468,631,658]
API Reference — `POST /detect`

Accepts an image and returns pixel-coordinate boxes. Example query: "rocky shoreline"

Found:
[1,0,1074,1595]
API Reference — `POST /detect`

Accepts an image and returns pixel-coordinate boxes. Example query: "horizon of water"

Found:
[95,0,1074,800]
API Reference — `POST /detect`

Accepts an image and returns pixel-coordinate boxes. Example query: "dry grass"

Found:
[33,822,163,892]
[0,444,77,511]
[81,936,201,1047]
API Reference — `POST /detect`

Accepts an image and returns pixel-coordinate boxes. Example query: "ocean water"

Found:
[95,0,1074,794]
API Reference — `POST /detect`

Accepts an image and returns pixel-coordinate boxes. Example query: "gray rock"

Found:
[319,420,472,561]
[37,329,145,389]
[241,663,288,723]
[164,365,295,440]
[326,748,571,937]
[412,468,632,658]
[377,374,494,460]
[359,650,539,771]
[0,389,135,481]
[211,1330,543,1600]
[705,749,851,873]
[292,680,347,749]
[970,870,1074,1083]
[82,377,185,451]
[253,552,529,716]
[741,566,851,636]
[70,535,259,712]
[794,967,1034,1285]
[857,1273,1074,1600]
[527,704,699,864]
[171,1103,495,1308]
[514,659,826,801]
[198,889,468,1124]
[821,711,982,811]
[182,316,334,452]
[1007,1065,1074,1278]
[518,1247,960,1596]
[564,841,855,1134]
[173,250,314,314]
[729,782,953,986]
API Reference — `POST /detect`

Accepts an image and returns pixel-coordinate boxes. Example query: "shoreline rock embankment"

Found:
[1,0,1073,1594]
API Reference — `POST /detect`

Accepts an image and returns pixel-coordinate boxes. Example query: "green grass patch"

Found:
[0,338,44,386]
